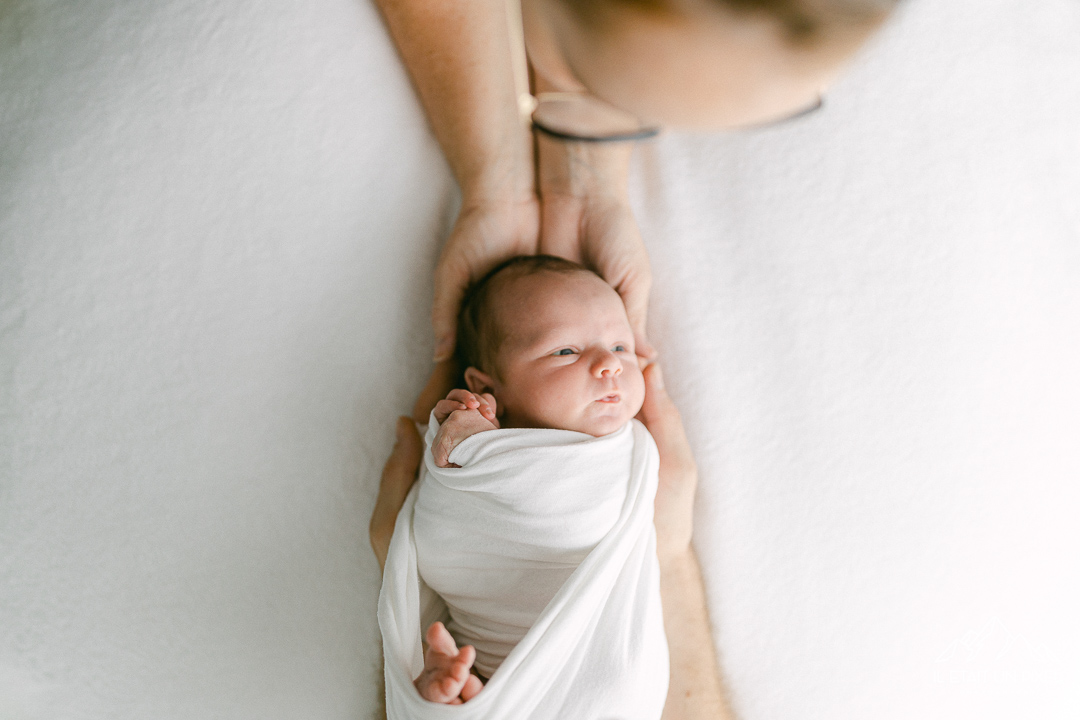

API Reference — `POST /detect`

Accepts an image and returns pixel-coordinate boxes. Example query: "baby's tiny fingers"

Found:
[446,388,480,408]
[433,400,467,424]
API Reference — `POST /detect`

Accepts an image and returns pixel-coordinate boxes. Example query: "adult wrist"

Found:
[535,131,633,205]
[459,185,539,217]
[456,127,537,212]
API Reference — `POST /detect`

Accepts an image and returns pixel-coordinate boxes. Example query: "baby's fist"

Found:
[433,389,498,425]
[432,392,499,468]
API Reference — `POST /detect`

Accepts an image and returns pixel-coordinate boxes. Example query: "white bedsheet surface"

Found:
[2,0,1078,718]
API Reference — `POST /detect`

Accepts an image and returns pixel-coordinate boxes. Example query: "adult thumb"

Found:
[431,259,468,362]
[388,416,422,476]
[618,274,654,361]
[640,362,669,422]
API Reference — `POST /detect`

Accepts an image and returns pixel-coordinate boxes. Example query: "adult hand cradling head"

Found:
[376,0,898,363]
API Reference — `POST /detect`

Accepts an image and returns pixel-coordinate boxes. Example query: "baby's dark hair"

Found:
[456,255,593,378]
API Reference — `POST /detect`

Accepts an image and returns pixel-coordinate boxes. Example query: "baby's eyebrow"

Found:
[515,324,563,346]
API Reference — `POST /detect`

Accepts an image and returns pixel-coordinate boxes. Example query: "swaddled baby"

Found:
[379,255,668,717]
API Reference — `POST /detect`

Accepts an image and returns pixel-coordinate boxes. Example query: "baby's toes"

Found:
[454,645,476,676]
[438,672,465,699]
[461,674,484,702]
[437,675,454,695]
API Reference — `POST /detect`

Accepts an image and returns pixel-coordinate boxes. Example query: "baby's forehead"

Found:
[491,269,627,345]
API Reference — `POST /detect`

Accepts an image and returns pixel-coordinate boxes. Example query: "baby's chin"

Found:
[576,402,643,437]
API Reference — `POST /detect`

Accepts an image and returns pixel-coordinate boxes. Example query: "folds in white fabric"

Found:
[378,417,669,719]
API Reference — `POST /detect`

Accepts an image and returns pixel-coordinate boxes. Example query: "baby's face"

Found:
[483,270,645,437]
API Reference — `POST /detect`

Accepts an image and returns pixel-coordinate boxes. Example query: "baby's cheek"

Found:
[626,374,647,416]
[530,387,576,427]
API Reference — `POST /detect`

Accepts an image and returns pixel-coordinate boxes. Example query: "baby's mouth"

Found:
[596,393,621,403]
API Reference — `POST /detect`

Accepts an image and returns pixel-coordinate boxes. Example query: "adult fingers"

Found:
[432,199,540,361]
[638,364,696,481]
[432,253,471,363]
[639,363,698,560]
[370,417,423,571]
[383,417,422,493]
[584,206,654,361]
[617,268,654,361]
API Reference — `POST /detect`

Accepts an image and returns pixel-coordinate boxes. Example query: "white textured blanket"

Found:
[378,417,669,719]
[5,1,1080,718]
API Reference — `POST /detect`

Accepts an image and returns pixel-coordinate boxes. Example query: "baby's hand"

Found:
[432,390,499,468]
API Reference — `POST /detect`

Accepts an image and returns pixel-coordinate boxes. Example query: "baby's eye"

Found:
[613,344,627,353]
[554,348,576,356]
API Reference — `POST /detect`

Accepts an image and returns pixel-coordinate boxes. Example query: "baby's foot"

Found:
[413,621,484,704]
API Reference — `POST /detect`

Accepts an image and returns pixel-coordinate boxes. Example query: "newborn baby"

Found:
[409,255,657,705]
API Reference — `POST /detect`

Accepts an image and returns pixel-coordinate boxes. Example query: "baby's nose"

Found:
[593,350,622,378]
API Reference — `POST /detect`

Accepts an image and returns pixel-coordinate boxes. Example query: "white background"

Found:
[2,0,1078,718]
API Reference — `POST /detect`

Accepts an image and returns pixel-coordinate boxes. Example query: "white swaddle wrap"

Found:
[378,415,669,719]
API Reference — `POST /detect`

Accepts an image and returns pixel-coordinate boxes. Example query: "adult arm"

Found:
[373,0,655,358]
[372,0,540,361]
[638,363,737,720]
[658,550,734,719]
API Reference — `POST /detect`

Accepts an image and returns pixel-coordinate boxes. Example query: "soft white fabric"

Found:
[378,418,669,719]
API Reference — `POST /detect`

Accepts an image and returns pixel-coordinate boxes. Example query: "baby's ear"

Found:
[463,367,495,395]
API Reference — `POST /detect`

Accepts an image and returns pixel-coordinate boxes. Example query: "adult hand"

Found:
[432,198,540,362]
[637,362,734,720]
[535,133,654,359]
[370,416,423,573]
[636,362,698,564]
[369,360,459,572]
[539,194,654,359]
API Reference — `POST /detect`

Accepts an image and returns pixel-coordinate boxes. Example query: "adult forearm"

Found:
[372,0,534,206]
[659,548,737,720]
